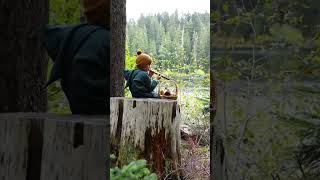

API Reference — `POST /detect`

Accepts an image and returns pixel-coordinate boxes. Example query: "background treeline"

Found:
[126,11,210,73]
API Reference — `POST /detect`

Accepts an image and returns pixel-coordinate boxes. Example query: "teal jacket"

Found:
[124,69,159,98]
[42,23,110,114]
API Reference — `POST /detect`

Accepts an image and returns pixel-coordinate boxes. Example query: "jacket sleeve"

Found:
[151,79,159,90]
[140,73,154,92]
[123,70,131,80]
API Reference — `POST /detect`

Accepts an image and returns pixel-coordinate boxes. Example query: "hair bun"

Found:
[137,50,142,55]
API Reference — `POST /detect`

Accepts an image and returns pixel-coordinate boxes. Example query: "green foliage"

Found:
[270,24,304,46]
[49,0,80,24]
[110,159,157,180]
[276,85,320,178]
[125,41,136,69]
[47,58,70,113]
[224,17,240,25]
[47,83,71,113]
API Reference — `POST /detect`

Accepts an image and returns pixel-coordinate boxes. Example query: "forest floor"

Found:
[181,138,210,179]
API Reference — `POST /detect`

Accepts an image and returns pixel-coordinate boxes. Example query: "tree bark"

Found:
[210,72,228,180]
[0,0,48,112]
[110,0,126,97]
[110,97,184,179]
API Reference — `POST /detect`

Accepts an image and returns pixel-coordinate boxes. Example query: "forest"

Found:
[125,11,210,73]
[47,0,210,179]
[211,0,320,179]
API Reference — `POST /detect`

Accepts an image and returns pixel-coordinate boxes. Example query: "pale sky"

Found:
[127,0,210,21]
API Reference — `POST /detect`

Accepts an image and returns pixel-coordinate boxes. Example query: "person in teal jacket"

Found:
[124,51,161,98]
[42,0,110,114]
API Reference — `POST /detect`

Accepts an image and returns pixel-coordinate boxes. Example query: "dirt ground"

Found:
[180,138,210,179]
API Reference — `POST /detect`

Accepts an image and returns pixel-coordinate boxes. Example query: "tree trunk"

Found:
[210,72,228,180]
[0,0,48,112]
[110,0,126,97]
[110,97,184,179]
[210,70,217,179]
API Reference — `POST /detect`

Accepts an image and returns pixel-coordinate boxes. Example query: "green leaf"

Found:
[222,3,229,13]
[270,24,304,46]
[224,17,240,25]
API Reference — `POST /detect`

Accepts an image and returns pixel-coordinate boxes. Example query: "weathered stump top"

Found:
[0,112,109,180]
[110,97,178,102]
[0,112,108,125]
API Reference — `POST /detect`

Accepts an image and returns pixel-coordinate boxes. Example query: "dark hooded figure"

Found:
[42,0,110,114]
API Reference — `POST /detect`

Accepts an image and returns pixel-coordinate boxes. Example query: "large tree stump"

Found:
[0,113,108,180]
[110,97,184,179]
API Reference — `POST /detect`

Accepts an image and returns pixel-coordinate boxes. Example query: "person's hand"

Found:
[155,74,161,80]
[148,70,155,77]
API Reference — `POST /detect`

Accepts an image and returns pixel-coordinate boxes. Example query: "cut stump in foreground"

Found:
[0,113,108,180]
[110,97,184,179]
